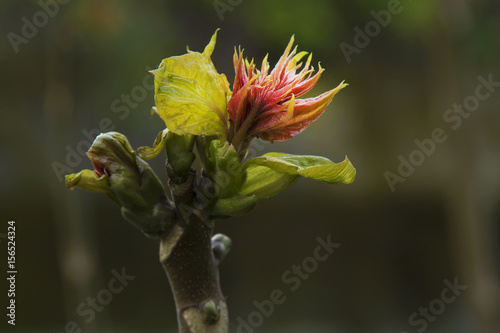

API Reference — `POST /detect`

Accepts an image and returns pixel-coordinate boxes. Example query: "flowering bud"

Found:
[228,36,347,156]
[65,132,174,238]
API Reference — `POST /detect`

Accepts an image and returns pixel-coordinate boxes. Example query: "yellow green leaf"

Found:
[245,153,356,184]
[239,164,299,199]
[65,169,111,193]
[137,129,168,160]
[151,30,229,137]
[239,153,356,198]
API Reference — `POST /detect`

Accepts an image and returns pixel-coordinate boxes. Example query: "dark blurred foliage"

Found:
[0,0,499,332]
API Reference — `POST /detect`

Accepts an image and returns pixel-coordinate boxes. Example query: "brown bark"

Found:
[159,212,228,333]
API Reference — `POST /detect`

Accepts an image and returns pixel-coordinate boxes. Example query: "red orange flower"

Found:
[228,36,347,152]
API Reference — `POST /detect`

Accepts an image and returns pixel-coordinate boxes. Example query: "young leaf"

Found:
[239,153,356,198]
[238,164,299,199]
[137,128,168,160]
[151,30,230,138]
[66,169,112,194]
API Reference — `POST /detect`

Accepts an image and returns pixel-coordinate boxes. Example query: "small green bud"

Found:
[203,300,220,325]
[205,139,243,199]
[168,151,196,179]
[165,132,196,178]
[212,233,232,265]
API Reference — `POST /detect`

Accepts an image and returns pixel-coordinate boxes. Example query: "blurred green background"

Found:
[1,0,499,332]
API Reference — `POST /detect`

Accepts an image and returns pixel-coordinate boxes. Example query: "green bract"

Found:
[151,30,230,138]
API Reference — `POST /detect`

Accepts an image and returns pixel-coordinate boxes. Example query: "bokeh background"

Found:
[1,0,499,332]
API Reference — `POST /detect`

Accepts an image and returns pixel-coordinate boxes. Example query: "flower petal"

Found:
[255,81,348,142]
